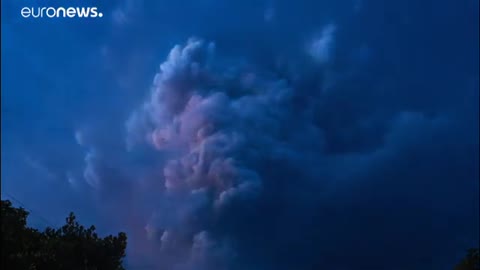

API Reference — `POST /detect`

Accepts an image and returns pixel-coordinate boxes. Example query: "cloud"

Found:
[56,2,480,265]
[307,23,337,64]
[116,38,328,268]
[71,33,479,269]
[10,25,472,267]
[83,150,102,189]
[111,0,142,26]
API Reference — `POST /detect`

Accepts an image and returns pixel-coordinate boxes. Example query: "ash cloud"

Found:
[122,38,325,269]
[81,34,477,270]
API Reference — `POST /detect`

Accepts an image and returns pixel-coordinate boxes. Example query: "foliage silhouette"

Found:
[455,248,480,270]
[1,200,127,270]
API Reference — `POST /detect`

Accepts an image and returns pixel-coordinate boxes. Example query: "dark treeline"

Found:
[1,200,127,270]
[1,199,478,270]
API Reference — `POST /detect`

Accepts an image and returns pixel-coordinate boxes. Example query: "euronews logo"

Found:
[21,7,104,18]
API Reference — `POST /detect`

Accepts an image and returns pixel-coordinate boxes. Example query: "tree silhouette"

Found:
[455,248,479,270]
[1,200,127,270]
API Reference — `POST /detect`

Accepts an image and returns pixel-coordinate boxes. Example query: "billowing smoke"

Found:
[72,31,478,269]
[122,38,326,269]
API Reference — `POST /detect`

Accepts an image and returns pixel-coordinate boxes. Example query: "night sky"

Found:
[1,0,479,269]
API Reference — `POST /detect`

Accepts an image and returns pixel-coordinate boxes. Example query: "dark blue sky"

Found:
[1,0,479,269]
